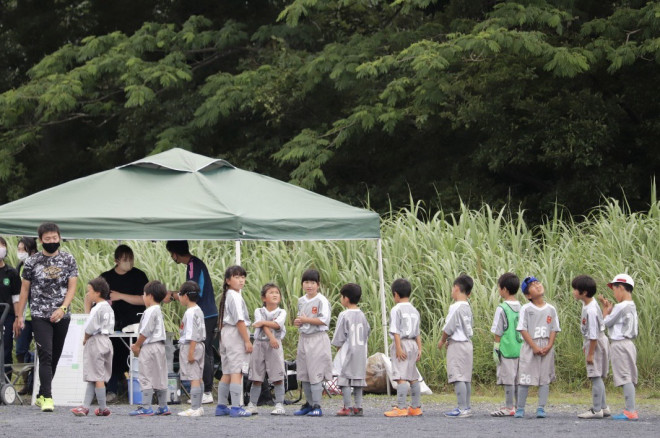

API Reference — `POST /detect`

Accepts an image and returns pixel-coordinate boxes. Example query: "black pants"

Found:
[32,317,69,398]
[203,316,218,393]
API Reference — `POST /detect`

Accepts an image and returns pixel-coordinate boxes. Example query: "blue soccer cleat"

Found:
[215,404,231,416]
[229,406,252,417]
[294,402,314,416]
[306,404,323,417]
[129,406,154,416]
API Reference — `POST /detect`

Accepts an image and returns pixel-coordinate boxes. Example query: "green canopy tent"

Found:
[0,148,390,361]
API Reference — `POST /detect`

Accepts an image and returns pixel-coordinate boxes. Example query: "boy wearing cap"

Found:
[515,276,560,419]
[599,274,638,421]
[572,275,610,419]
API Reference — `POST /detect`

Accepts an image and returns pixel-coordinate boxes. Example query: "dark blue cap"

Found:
[521,276,539,294]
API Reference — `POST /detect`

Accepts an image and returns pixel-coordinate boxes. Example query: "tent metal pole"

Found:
[235,240,241,265]
[377,238,390,396]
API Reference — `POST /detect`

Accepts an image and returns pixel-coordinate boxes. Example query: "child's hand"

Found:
[245,341,253,354]
[294,315,304,327]
[532,344,543,355]
[437,340,444,350]
[416,349,421,362]
[131,344,140,357]
[269,339,279,349]
[586,353,594,365]
[188,352,195,364]
[395,347,407,361]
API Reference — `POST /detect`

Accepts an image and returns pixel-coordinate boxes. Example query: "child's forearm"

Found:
[299,316,326,326]
[416,335,422,351]
[520,330,538,349]
[263,326,277,342]
[236,320,251,343]
[259,320,281,330]
[547,331,557,349]
[493,334,501,342]
[134,334,147,348]
[587,339,597,356]
[394,333,402,351]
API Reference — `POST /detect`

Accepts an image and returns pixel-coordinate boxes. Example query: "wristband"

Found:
[60,306,68,313]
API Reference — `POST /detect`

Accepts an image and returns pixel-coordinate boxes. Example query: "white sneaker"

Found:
[201,392,214,404]
[578,408,604,419]
[245,402,259,414]
[271,403,286,416]
[602,406,611,417]
[178,407,204,417]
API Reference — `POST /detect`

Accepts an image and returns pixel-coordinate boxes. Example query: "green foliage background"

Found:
[0,0,659,218]
[5,194,658,390]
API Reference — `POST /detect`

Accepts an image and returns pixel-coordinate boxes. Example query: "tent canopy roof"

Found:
[0,148,380,241]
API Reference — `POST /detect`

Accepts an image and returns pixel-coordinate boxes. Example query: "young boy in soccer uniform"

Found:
[130,281,170,416]
[490,273,522,417]
[384,278,422,417]
[439,274,474,418]
[247,283,287,416]
[515,276,560,419]
[293,269,333,417]
[332,283,371,417]
[71,277,115,417]
[600,273,639,421]
[572,275,610,419]
[177,281,206,417]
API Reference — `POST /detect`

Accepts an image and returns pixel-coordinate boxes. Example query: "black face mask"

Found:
[42,242,60,254]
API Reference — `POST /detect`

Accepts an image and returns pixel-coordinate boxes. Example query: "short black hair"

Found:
[114,244,134,261]
[260,283,281,300]
[572,275,597,297]
[18,237,38,255]
[497,273,519,296]
[0,237,6,247]
[340,283,362,304]
[166,240,190,256]
[612,282,634,293]
[37,222,60,239]
[301,269,320,284]
[144,280,167,303]
[179,280,201,302]
[391,278,412,298]
[88,277,111,300]
[453,274,474,295]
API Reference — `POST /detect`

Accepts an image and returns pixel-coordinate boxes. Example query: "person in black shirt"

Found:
[96,245,149,401]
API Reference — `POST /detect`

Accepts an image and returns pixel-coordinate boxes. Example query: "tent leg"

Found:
[377,238,390,396]
[235,240,241,265]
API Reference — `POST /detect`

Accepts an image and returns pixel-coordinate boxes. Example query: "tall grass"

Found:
[3,194,658,389]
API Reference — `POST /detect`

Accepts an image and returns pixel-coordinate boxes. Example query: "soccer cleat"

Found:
[352,407,364,417]
[129,406,154,416]
[35,395,45,407]
[41,397,54,412]
[491,407,515,417]
[384,406,409,417]
[178,407,204,417]
[271,403,286,416]
[155,406,171,416]
[408,406,423,416]
[306,404,323,417]
[514,408,525,418]
[229,406,252,417]
[202,392,214,404]
[245,402,259,415]
[95,408,111,417]
[336,407,352,416]
[602,406,611,417]
[445,407,471,417]
[577,408,603,419]
[70,406,89,416]
[536,407,547,418]
[612,410,638,421]
[215,404,231,416]
[294,402,313,416]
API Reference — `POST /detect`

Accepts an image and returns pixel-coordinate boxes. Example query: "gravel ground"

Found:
[2,395,659,438]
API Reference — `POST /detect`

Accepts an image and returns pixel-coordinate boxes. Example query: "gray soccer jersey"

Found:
[332,309,371,379]
[490,301,521,336]
[516,302,561,339]
[180,305,206,343]
[442,301,473,341]
[297,293,331,334]
[253,307,287,341]
[580,300,605,340]
[222,289,251,327]
[604,301,638,340]
[389,302,420,339]
[85,301,115,336]
[139,304,166,343]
